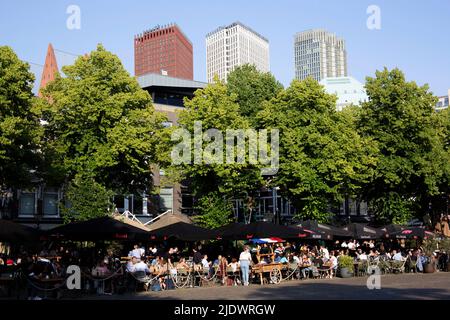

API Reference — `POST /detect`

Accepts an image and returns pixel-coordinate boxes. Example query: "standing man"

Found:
[239,246,252,286]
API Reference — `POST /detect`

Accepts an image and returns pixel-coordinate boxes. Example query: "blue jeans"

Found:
[301,267,312,279]
[240,260,250,284]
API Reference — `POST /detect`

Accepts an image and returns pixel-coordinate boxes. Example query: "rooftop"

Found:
[135,23,192,45]
[206,21,269,43]
[137,72,207,90]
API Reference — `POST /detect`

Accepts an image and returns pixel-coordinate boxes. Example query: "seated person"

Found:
[92,260,111,277]
[151,256,161,266]
[176,257,190,270]
[300,255,312,279]
[278,254,289,264]
[134,259,150,274]
[274,254,282,263]
[274,244,284,256]
[356,249,368,261]
[157,258,170,290]
[126,256,137,273]
[128,244,143,260]
[259,244,270,256]
[201,254,210,269]
[392,250,404,262]
[290,254,301,264]
[228,258,239,272]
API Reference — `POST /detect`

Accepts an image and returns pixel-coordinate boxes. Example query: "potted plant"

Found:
[338,255,354,278]
[420,239,441,273]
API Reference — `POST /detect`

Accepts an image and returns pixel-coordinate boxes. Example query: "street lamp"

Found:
[272,187,280,224]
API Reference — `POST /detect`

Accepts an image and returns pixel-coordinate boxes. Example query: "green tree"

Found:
[175,78,264,198]
[358,68,448,223]
[227,64,283,123]
[0,46,41,188]
[258,79,377,222]
[36,44,168,195]
[193,192,234,229]
[60,173,114,223]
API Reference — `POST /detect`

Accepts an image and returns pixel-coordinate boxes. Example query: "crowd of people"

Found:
[0,238,449,298]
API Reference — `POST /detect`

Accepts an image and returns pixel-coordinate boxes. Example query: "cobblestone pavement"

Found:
[85,272,450,300]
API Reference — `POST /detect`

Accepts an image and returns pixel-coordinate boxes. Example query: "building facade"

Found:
[319,76,369,111]
[134,24,193,79]
[436,89,450,111]
[294,29,347,81]
[206,21,269,83]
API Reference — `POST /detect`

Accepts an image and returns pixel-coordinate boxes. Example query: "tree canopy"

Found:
[0,46,41,188]
[257,78,378,221]
[357,68,448,223]
[227,64,283,122]
[2,44,448,226]
[36,44,168,195]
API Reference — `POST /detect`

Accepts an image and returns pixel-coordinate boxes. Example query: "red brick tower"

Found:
[134,24,193,79]
[38,43,59,97]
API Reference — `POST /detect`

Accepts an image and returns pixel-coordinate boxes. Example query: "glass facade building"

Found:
[294,29,347,81]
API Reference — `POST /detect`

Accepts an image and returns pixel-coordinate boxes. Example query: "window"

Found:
[43,193,58,216]
[159,188,173,212]
[19,191,36,216]
[113,195,125,213]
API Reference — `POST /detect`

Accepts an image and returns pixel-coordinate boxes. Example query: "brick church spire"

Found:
[38,43,59,97]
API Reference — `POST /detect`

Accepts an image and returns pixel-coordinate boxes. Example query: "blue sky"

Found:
[1,0,449,96]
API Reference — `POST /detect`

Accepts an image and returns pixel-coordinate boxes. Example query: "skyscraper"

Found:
[206,21,269,83]
[294,29,347,81]
[134,23,193,79]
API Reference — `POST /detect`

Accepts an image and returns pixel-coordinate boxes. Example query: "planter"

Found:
[339,267,353,278]
[423,263,435,273]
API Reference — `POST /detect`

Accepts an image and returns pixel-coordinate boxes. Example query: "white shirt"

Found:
[134,261,149,273]
[330,256,338,268]
[341,242,348,248]
[230,262,239,272]
[239,251,252,262]
[359,253,368,260]
[321,248,330,259]
[293,256,300,263]
[130,248,142,259]
[126,262,136,273]
[392,253,404,261]
[201,259,209,269]
[348,242,356,250]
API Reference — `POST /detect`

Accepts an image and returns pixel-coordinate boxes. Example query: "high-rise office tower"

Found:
[134,23,193,79]
[294,29,347,81]
[206,21,269,83]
